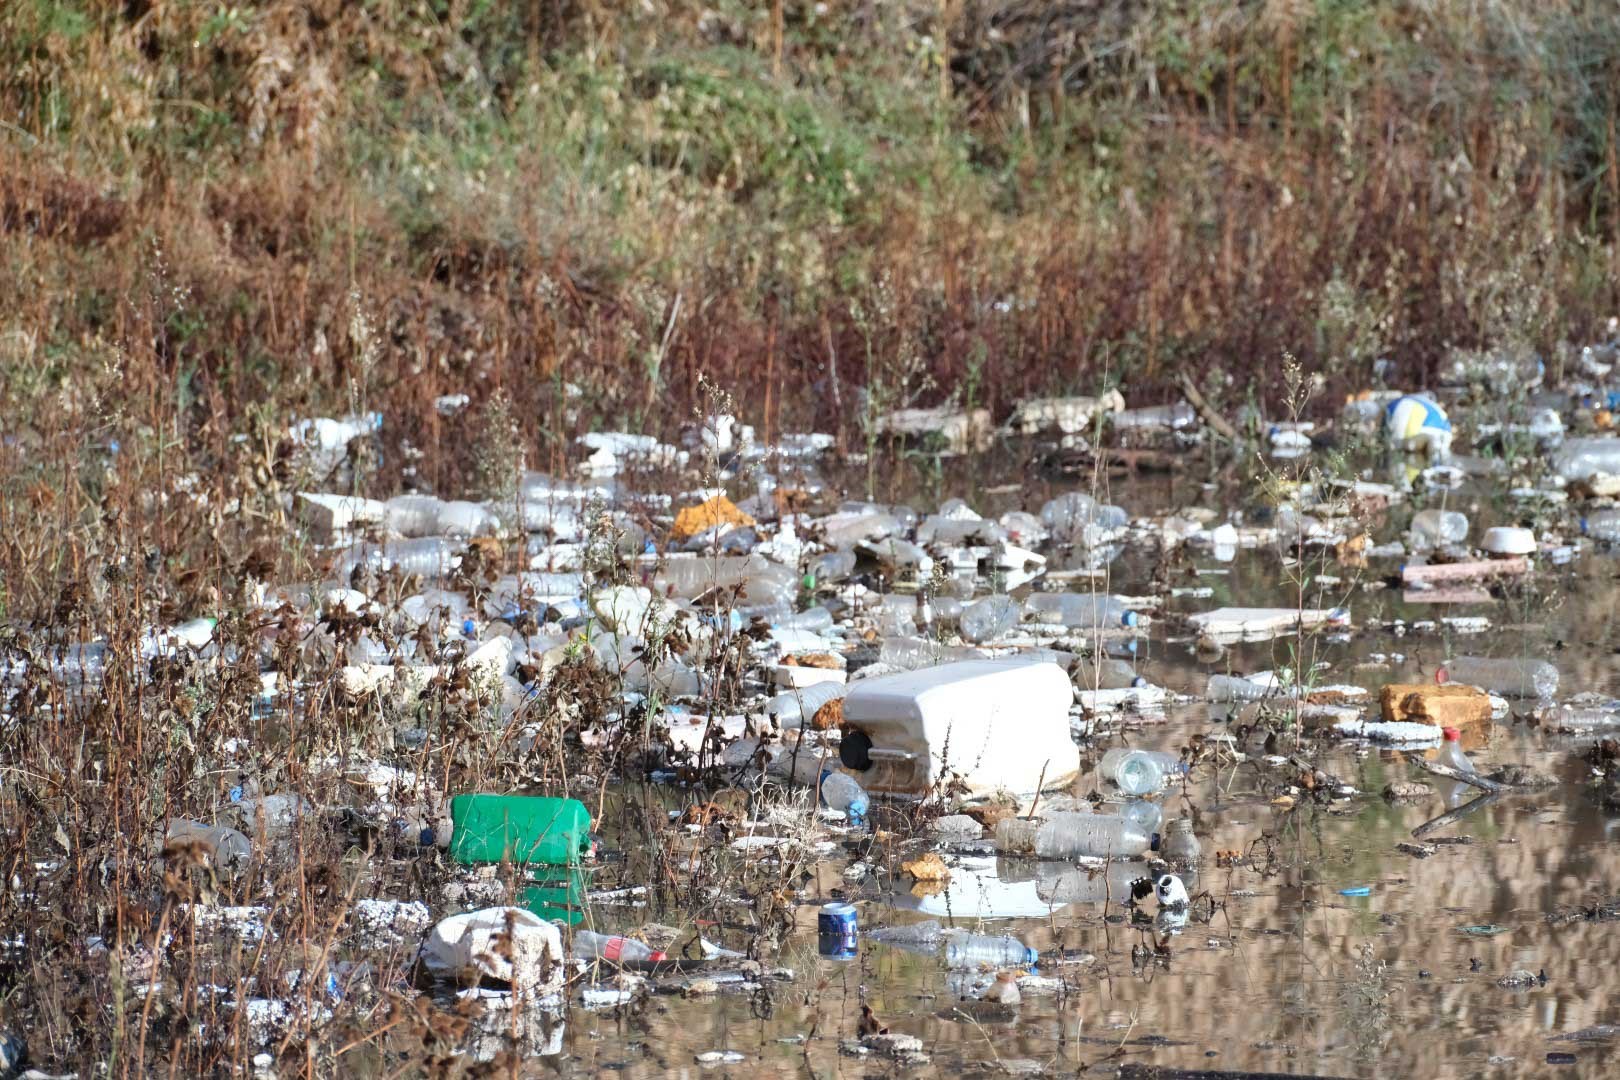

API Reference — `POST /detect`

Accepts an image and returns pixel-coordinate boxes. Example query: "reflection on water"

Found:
[565,455,1620,1078]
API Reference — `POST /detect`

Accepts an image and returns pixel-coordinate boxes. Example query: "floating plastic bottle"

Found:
[868,920,945,953]
[572,930,666,964]
[766,682,847,728]
[1438,656,1558,699]
[806,550,857,585]
[336,538,460,582]
[1552,438,1620,482]
[1023,593,1138,629]
[1034,860,1156,905]
[959,594,1021,642]
[1098,749,1184,796]
[776,606,834,633]
[1111,402,1196,432]
[1408,509,1469,550]
[1159,818,1201,867]
[1073,657,1146,690]
[994,812,1152,859]
[165,819,252,868]
[943,932,1038,970]
[1582,509,1620,543]
[656,556,761,599]
[877,636,984,670]
[1119,799,1163,834]
[818,771,869,825]
[1436,726,1476,775]
[1206,673,1274,703]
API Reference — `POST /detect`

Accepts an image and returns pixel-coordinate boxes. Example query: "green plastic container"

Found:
[449,795,592,868]
[522,867,588,926]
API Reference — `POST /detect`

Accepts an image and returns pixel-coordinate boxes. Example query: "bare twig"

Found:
[1413,791,1501,839]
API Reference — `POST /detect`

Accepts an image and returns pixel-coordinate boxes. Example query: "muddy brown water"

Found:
[557,454,1620,1078]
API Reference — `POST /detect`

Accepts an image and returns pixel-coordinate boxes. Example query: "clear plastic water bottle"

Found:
[1409,509,1469,550]
[1023,593,1138,629]
[165,819,252,867]
[1119,799,1163,834]
[572,930,667,964]
[1206,673,1275,702]
[943,932,1038,969]
[765,682,847,728]
[818,771,869,825]
[1438,656,1558,699]
[959,594,1021,642]
[1098,749,1184,795]
[1582,509,1620,543]
[777,606,835,633]
[1436,726,1475,774]
[995,812,1152,858]
[1552,437,1620,482]
[1073,657,1146,690]
[806,550,857,585]
[868,920,944,953]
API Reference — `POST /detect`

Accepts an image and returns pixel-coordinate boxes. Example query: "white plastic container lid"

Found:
[1482,526,1535,556]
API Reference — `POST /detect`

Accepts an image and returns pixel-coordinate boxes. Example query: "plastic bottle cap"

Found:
[462,618,476,636]
[418,827,436,846]
[1150,831,1161,852]
[1130,676,1149,689]
[1442,727,1460,741]
[1121,610,1139,628]
[1023,946,1039,966]
[1436,667,1451,685]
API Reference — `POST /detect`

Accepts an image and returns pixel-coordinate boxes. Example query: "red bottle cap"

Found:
[1441,726,1460,741]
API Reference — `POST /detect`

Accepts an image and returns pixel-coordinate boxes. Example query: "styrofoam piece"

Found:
[1188,606,1349,642]
[773,665,848,690]
[839,659,1080,798]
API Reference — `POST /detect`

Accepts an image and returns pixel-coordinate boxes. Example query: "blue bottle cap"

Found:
[418,827,436,846]
[229,785,244,802]
[1581,517,1590,534]
[462,618,476,636]
[1121,610,1139,628]
[1023,946,1039,966]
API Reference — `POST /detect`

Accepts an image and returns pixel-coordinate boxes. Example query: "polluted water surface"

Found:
[12,385,1620,1079]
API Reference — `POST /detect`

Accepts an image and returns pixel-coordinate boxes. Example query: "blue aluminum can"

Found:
[818,902,858,959]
